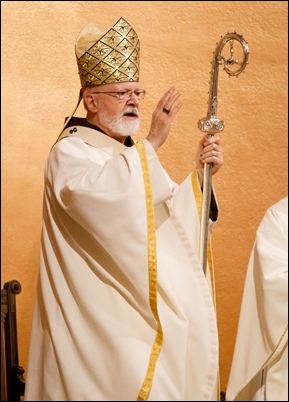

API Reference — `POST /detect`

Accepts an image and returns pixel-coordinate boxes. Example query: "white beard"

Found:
[98,108,140,137]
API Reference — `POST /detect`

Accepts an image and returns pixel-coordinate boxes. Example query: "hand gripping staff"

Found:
[198,32,250,275]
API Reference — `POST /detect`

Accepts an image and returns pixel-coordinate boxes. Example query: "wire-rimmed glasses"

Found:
[91,89,146,101]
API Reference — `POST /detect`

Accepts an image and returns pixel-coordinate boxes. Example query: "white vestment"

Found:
[226,196,288,401]
[24,124,219,401]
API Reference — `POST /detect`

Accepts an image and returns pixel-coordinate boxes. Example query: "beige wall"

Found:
[2,0,288,393]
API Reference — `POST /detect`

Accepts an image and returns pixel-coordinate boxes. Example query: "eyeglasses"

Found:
[91,89,146,101]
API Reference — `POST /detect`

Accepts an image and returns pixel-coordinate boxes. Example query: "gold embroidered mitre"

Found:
[76,17,140,87]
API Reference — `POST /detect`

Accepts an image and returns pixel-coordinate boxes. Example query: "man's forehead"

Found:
[92,82,140,91]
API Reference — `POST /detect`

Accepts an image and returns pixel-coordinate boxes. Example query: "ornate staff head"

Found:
[198,32,250,135]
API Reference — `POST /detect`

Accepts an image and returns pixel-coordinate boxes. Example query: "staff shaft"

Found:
[199,162,212,274]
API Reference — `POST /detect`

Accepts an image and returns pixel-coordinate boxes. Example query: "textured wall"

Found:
[2,0,288,393]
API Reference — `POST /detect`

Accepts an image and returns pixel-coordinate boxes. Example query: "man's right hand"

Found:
[146,86,182,151]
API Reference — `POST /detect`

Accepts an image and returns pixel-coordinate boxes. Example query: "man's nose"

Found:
[127,91,139,105]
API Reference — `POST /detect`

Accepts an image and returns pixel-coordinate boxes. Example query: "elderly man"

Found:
[25,17,223,401]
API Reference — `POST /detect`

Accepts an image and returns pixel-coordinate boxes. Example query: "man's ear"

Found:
[83,93,98,113]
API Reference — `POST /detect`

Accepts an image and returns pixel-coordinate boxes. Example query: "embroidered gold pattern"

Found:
[77,17,140,87]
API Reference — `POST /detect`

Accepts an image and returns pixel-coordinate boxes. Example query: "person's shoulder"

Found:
[268,196,288,217]
[50,134,90,160]
[256,196,288,241]
[260,196,288,236]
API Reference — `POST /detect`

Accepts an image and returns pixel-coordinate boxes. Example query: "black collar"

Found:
[64,116,134,147]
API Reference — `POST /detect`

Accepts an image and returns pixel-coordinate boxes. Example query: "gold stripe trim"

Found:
[191,169,203,218]
[135,141,163,401]
[261,324,288,370]
[191,169,216,303]
[191,169,220,400]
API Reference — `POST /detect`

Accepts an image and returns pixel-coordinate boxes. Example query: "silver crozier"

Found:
[198,32,250,275]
